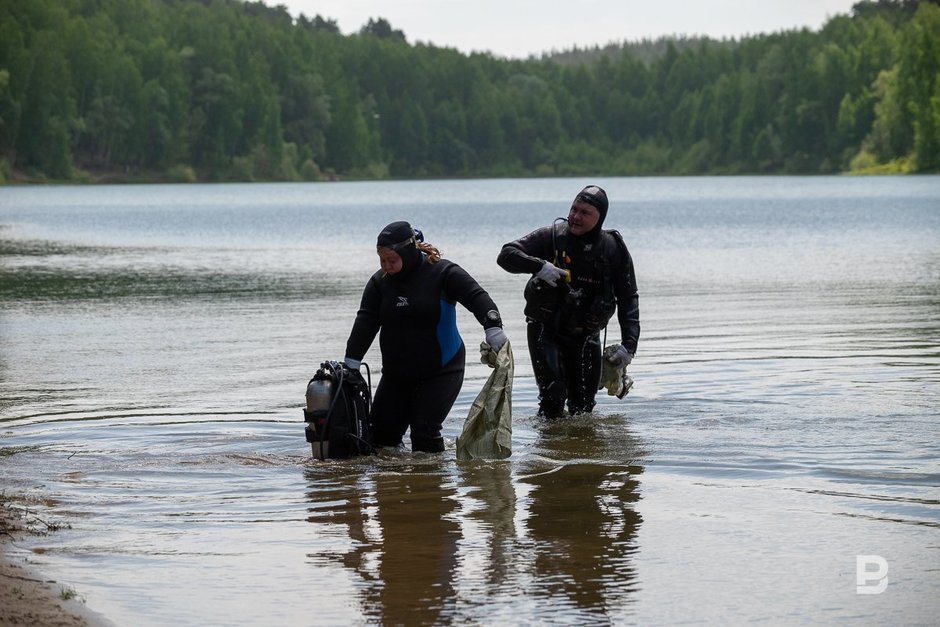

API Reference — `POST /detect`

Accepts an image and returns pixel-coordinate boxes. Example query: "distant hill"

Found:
[542,36,738,66]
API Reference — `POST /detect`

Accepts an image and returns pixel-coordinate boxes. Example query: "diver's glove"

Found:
[608,345,633,367]
[535,261,568,287]
[485,327,508,352]
[343,357,361,370]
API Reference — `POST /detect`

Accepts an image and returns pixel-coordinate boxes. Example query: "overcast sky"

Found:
[270,0,861,58]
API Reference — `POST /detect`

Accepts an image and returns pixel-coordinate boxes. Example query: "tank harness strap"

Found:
[553,221,571,283]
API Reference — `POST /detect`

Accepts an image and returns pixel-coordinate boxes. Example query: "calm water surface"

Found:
[1,176,938,625]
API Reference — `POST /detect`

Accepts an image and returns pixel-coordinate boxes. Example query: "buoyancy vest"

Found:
[523,222,625,336]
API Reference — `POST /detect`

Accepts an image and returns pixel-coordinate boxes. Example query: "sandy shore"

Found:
[0,496,111,627]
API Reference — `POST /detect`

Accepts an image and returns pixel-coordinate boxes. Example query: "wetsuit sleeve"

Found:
[497,227,555,275]
[443,264,503,329]
[345,275,382,361]
[612,237,640,354]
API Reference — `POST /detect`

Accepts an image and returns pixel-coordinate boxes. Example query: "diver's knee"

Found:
[538,381,567,419]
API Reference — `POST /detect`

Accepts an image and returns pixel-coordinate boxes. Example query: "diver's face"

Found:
[568,200,600,236]
[377,247,403,275]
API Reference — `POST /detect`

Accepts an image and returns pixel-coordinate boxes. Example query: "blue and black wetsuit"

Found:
[345,253,502,452]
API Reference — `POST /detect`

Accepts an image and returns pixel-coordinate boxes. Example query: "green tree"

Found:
[0,0,934,181]
[897,3,940,170]
[281,72,330,163]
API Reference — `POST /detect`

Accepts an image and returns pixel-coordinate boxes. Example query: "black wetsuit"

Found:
[497,224,639,417]
[345,255,502,452]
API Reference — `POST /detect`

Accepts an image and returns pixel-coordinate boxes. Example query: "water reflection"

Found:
[302,416,644,624]
[365,468,461,624]
[456,461,517,595]
[0,236,345,303]
[519,417,644,621]
[303,462,461,625]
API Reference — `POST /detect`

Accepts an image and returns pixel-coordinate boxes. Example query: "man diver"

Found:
[497,185,639,418]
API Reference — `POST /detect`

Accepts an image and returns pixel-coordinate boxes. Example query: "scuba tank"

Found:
[303,361,374,460]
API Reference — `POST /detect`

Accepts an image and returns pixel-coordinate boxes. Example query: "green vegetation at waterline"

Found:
[1,0,938,183]
[59,587,86,603]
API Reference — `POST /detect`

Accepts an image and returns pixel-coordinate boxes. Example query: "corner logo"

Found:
[856,555,888,595]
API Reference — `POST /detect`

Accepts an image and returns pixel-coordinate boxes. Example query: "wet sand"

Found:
[0,498,109,627]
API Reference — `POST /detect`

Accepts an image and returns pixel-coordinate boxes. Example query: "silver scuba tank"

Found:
[303,360,374,460]
[305,378,333,458]
[306,379,332,412]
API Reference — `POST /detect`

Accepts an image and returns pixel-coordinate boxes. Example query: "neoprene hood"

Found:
[377,221,422,276]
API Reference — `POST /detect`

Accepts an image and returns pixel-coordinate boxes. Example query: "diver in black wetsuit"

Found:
[497,185,639,418]
[344,221,507,453]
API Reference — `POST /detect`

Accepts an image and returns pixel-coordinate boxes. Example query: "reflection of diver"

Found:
[367,467,460,624]
[519,417,644,619]
[304,463,461,625]
[457,461,517,586]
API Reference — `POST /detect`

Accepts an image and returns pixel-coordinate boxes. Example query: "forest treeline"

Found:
[1,0,939,183]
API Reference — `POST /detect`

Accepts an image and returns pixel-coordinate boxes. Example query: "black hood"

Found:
[377,221,422,278]
[571,185,609,243]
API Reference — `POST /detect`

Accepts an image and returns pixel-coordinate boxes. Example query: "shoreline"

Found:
[0,163,920,187]
[0,497,111,627]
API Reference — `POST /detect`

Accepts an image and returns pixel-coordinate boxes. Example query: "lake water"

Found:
[1,176,938,625]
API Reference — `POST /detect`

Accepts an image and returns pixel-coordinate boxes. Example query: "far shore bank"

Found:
[0,162,921,187]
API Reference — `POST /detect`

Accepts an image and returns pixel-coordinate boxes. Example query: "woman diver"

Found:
[344,221,508,453]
